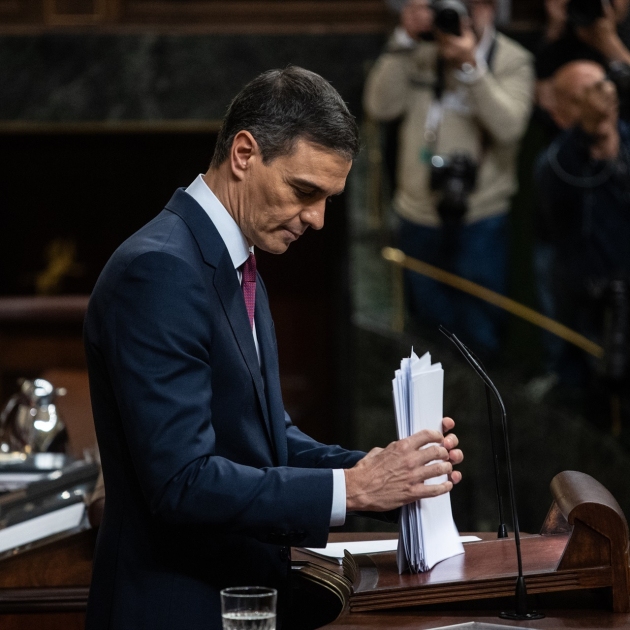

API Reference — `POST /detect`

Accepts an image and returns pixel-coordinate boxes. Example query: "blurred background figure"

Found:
[536,0,630,119]
[535,60,630,394]
[364,0,534,357]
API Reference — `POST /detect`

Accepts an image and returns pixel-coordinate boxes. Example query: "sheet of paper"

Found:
[302,535,480,565]
[392,349,464,573]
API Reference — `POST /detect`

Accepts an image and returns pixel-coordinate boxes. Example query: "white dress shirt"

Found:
[185,175,347,527]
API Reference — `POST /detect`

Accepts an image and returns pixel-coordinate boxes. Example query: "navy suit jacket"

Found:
[84,189,365,630]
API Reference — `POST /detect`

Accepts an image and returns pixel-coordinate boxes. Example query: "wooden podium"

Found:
[336,471,630,614]
[0,470,627,630]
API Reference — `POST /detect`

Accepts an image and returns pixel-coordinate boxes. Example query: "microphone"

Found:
[455,339,508,539]
[439,326,544,621]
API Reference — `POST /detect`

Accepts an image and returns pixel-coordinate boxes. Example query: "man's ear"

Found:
[229,130,259,181]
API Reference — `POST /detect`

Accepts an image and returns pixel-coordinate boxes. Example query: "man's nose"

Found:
[301,203,326,231]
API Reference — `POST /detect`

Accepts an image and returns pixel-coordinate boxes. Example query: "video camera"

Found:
[567,0,609,27]
[432,0,468,36]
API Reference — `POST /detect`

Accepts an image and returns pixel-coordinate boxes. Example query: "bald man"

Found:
[534,59,630,387]
[536,0,630,114]
[549,60,620,159]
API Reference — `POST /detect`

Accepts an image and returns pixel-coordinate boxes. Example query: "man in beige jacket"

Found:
[365,0,534,354]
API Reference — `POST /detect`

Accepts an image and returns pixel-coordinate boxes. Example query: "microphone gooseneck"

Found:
[484,384,508,539]
[439,326,544,620]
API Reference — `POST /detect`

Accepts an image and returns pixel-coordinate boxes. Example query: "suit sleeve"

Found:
[284,413,365,470]
[363,39,414,121]
[98,251,334,547]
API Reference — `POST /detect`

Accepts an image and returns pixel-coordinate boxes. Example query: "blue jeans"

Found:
[397,214,508,355]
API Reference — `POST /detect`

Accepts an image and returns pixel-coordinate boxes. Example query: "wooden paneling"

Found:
[43,0,108,25]
[0,0,41,24]
[0,0,391,33]
[0,0,546,33]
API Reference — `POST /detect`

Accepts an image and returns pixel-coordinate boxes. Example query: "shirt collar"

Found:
[185,174,251,270]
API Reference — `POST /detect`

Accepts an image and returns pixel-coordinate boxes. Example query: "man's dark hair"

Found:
[210,66,360,167]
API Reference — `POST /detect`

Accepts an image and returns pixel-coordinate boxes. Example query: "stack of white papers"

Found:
[393,350,464,573]
[302,536,480,565]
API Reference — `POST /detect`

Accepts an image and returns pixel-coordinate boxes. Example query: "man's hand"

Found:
[576,4,630,66]
[544,0,569,42]
[344,417,463,512]
[579,78,620,159]
[435,22,478,68]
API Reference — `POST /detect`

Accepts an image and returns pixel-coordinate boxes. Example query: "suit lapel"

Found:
[165,189,274,451]
[255,282,288,466]
[213,255,274,446]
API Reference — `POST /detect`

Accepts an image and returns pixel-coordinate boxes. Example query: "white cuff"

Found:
[329,469,347,527]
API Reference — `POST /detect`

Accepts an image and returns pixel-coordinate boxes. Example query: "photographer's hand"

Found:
[576,3,630,66]
[435,21,478,68]
[544,0,568,42]
[580,79,620,160]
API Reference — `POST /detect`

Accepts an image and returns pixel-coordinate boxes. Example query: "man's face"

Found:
[466,0,495,36]
[402,0,433,38]
[552,62,609,128]
[238,138,352,255]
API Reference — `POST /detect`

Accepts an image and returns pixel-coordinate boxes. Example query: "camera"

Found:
[430,153,478,224]
[432,0,468,36]
[567,0,608,27]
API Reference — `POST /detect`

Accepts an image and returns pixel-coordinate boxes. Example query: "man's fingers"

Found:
[442,416,455,433]
[448,448,464,466]
[444,432,458,451]
[405,429,444,450]
[413,444,449,467]
[412,479,453,499]
[415,459,453,483]
[450,470,463,485]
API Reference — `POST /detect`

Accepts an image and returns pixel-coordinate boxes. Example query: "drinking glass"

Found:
[220,586,277,630]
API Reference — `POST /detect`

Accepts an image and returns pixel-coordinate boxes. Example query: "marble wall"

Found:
[0,33,385,122]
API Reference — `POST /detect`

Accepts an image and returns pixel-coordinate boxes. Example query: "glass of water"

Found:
[220,586,277,630]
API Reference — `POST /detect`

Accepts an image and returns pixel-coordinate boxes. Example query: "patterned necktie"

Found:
[241,252,256,329]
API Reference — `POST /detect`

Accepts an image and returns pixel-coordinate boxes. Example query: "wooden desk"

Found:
[0,528,626,629]
[293,533,630,630]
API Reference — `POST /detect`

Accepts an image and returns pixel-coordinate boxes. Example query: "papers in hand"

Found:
[392,349,464,573]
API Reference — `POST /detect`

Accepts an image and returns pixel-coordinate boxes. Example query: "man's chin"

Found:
[257,239,292,255]
[256,231,299,255]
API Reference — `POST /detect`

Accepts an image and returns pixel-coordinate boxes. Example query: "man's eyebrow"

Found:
[290,177,345,196]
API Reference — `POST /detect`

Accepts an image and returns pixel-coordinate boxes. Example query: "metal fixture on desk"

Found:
[0,378,67,453]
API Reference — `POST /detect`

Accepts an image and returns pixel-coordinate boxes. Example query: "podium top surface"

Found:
[298,533,630,630]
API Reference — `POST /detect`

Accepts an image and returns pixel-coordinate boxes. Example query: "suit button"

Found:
[279,546,290,562]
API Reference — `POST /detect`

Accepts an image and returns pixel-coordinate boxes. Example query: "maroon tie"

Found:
[241,252,256,329]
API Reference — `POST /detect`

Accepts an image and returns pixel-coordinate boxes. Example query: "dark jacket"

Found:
[84,189,364,630]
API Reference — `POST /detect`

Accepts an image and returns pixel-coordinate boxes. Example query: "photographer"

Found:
[536,60,630,385]
[537,0,630,115]
[364,0,534,355]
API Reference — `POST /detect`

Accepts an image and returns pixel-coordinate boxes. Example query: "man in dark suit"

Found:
[84,66,463,630]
